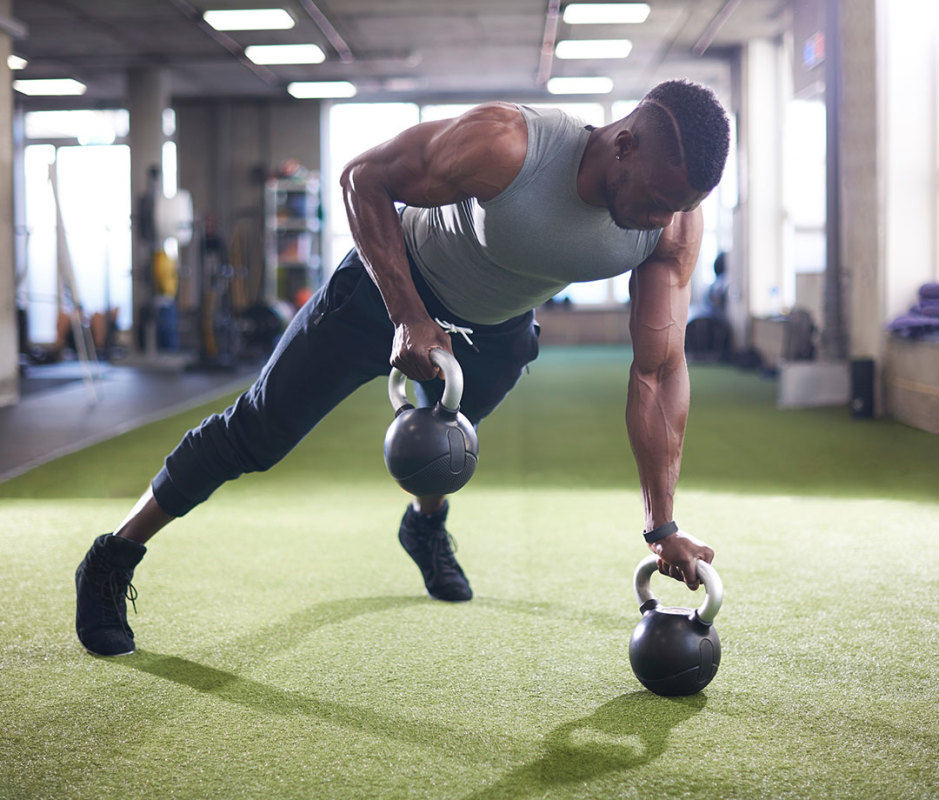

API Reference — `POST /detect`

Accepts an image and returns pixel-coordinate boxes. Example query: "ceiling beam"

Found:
[536,0,561,87]
[297,0,354,64]
[693,0,744,56]
[163,0,280,88]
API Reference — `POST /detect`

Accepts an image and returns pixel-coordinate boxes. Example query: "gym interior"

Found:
[1,2,937,800]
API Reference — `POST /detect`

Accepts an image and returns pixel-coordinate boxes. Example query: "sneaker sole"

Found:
[82,646,136,657]
[426,588,473,603]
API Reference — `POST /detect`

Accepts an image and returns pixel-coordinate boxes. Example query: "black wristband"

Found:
[643,520,678,543]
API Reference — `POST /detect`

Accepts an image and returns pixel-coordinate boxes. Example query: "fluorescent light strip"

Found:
[287,81,357,99]
[203,8,294,31]
[555,39,632,59]
[245,44,325,64]
[547,76,614,95]
[8,55,28,70]
[562,3,651,24]
[13,79,87,96]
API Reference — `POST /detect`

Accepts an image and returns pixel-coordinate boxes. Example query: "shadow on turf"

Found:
[108,592,706,795]
[110,595,519,756]
[116,648,705,797]
[458,692,707,800]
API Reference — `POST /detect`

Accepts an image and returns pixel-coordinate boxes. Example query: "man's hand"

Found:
[391,318,454,381]
[647,529,715,590]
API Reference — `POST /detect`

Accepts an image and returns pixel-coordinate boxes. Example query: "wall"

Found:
[839,0,938,430]
[880,0,937,321]
[535,305,630,346]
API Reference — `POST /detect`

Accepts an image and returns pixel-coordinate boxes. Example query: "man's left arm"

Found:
[626,208,715,589]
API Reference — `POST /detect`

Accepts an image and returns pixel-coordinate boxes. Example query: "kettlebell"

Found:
[628,554,724,696]
[384,348,479,496]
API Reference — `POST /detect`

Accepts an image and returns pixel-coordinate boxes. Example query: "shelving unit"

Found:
[264,174,322,307]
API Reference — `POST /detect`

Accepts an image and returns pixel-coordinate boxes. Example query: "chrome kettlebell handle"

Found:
[388,349,464,414]
[633,554,724,625]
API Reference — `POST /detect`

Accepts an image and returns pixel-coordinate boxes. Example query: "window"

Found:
[324,102,420,270]
[25,109,129,144]
[23,142,132,342]
[782,99,826,311]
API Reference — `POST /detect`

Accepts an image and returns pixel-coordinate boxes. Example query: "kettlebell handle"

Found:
[388,349,464,414]
[633,554,724,625]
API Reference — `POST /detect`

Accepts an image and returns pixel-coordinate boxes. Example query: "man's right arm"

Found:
[339,103,526,380]
[626,209,715,588]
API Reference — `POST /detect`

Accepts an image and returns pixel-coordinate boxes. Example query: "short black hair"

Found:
[638,79,730,193]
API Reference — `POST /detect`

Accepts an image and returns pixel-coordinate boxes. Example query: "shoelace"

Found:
[94,568,138,636]
[113,573,139,615]
[428,530,462,579]
[435,318,478,351]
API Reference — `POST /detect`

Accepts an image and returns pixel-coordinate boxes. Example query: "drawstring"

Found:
[435,318,478,351]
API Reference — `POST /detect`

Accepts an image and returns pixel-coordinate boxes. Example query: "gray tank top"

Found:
[400,105,663,325]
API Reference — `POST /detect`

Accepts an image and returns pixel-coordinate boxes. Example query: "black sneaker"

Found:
[75,534,147,656]
[398,503,473,602]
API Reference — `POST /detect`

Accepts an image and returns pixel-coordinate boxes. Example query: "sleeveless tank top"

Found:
[400,105,663,324]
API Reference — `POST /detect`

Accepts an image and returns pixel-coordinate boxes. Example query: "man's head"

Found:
[637,79,730,194]
[602,79,730,230]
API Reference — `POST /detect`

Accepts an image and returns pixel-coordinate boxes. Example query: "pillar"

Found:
[0,0,18,406]
[127,68,168,354]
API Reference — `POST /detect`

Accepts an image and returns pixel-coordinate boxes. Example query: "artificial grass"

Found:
[1,346,937,800]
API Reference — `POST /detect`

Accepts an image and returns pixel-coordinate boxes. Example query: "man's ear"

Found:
[614,128,637,161]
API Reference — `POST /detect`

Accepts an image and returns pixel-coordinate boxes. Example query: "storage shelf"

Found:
[264,175,322,307]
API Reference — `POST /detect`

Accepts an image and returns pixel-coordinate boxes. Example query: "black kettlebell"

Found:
[628,554,724,696]
[383,348,479,496]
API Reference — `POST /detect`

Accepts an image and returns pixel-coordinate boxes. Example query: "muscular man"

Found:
[75,79,730,657]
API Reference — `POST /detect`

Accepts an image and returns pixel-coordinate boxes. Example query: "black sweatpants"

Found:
[150,249,540,517]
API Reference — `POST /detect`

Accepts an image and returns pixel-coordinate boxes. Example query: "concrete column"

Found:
[838,0,882,364]
[127,68,168,352]
[0,0,18,406]
[727,51,750,351]
[820,0,847,359]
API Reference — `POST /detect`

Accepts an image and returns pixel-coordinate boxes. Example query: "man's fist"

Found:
[647,529,715,590]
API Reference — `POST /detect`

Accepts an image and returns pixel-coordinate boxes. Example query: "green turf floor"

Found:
[1,346,938,800]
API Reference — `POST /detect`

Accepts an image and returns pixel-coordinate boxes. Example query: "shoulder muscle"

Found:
[342,102,527,207]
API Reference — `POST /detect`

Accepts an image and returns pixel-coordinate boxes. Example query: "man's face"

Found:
[607,145,708,231]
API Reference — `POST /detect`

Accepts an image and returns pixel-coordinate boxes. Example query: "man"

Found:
[75,79,730,657]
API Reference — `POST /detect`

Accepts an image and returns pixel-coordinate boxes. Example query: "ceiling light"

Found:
[203,8,294,31]
[383,78,422,92]
[547,76,614,95]
[7,55,28,70]
[287,81,357,99]
[562,3,651,24]
[13,79,87,96]
[555,39,633,59]
[245,44,325,64]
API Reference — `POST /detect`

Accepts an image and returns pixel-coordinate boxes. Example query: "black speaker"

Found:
[850,359,875,419]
